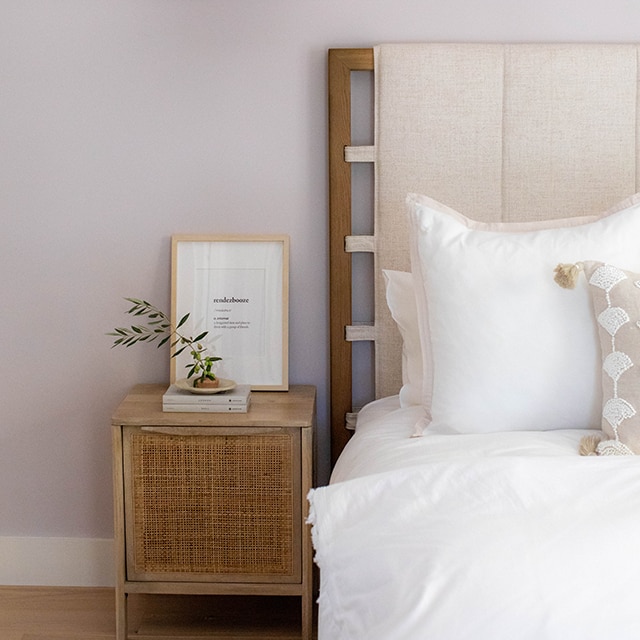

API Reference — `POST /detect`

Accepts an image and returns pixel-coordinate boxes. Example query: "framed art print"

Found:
[171,235,289,390]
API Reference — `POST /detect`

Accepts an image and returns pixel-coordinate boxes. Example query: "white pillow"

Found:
[407,191,640,434]
[382,270,422,407]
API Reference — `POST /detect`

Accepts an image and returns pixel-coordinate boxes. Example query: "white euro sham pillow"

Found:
[407,191,640,434]
[383,270,422,407]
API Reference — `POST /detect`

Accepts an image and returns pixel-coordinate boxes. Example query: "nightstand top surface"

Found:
[112,384,316,428]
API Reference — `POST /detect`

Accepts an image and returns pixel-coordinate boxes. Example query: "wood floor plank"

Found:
[21,635,114,640]
[0,587,115,640]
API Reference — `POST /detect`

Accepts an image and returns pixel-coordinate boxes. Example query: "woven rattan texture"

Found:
[130,432,295,577]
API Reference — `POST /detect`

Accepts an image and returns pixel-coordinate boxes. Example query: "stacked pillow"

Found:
[382,269,422,408]
[383,192,640,452]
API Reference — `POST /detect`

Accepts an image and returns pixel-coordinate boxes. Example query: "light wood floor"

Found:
[0,587,315,639]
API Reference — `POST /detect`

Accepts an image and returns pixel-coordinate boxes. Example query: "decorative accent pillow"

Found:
[407,191,640,434]
[383,270,422,407]
[555,261,640,455]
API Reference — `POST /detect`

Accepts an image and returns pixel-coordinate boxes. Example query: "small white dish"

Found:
[175,378,237,395]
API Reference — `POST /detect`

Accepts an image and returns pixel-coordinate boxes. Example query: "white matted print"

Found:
[171,235,289,390]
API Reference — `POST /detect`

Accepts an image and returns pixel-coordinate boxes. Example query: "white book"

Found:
[163,384,251,405]
[162,399,250,413]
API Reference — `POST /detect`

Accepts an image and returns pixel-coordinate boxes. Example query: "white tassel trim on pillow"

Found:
[596,439,635,456]
[557,265,636,457]
[577,434,634,456]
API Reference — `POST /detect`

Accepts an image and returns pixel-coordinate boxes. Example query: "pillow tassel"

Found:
[554,262,584,289]
[578,433,602,456]
[410,414,430,438]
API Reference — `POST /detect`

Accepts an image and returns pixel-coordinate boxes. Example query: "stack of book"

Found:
[162,384,251,413]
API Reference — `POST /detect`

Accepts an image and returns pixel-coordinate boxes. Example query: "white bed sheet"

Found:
[330,396,593,484]
[310,397,640,640]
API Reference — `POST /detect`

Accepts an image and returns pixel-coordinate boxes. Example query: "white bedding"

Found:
[330,396,593,483]
[309,399,640,639]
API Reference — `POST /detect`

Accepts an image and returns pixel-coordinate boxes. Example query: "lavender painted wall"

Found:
[2,0,639,546]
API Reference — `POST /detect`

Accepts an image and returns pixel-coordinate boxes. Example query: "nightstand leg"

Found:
[115,587,127,640]
[302,592,313,640]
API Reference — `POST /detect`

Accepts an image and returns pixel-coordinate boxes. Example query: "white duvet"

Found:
[308,398,640,640]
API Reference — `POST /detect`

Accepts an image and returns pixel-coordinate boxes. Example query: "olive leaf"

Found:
[108,298,221,385]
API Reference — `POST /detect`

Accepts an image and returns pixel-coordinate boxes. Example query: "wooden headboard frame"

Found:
[328,48,375,464]
[328,44,640,465]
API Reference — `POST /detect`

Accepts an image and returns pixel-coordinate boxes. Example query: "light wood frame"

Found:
[171,234,290,390]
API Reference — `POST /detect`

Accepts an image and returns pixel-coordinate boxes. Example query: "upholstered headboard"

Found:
[329,44,640,463]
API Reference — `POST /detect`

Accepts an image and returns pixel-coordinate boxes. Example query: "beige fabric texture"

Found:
[581,261,640,454]
[372,43,640,399]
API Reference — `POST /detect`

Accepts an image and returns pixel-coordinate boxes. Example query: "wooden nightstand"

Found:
[111,384,316,639]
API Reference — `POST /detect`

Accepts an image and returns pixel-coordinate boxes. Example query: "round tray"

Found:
[175,378,236,395]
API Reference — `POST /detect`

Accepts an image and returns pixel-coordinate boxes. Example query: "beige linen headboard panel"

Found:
[329,44,640,463]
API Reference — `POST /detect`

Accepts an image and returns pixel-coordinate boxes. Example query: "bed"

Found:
[309,44,640,639]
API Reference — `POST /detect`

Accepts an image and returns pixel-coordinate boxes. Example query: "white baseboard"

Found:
[0,537,115,587]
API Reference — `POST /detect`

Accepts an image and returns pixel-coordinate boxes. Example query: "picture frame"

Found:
[171,234,289,390]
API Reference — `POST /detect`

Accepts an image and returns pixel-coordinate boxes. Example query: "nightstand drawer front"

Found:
[123,427,301,583]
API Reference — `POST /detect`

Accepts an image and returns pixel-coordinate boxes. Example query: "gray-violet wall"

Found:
[2,0,639,584]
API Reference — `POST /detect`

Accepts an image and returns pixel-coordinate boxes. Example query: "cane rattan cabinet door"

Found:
[122,426,301,583]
